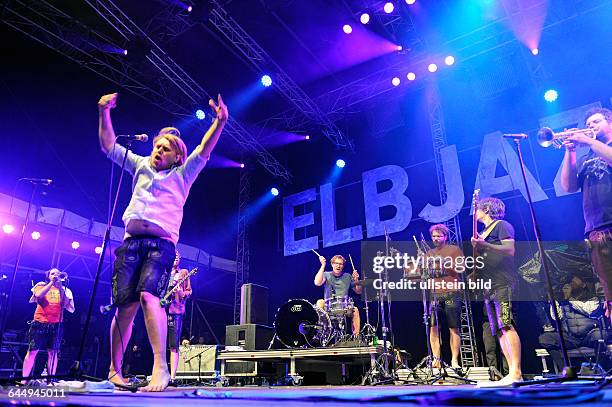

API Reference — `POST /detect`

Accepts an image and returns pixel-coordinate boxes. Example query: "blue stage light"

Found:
[195,109,205,120]
[336,159,346,168]
[544,89,558,102]
[261,75,272,87]
[270,187,279,196]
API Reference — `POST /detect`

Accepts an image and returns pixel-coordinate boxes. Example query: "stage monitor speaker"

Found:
[240,283,268,325]
[225,324,274,350]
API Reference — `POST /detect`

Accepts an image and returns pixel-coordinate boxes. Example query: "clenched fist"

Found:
[319,256,326,267]
[98,93,118,111]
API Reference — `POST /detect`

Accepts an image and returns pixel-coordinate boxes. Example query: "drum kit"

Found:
[273,296,357,349]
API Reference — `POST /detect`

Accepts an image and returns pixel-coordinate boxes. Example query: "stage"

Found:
[1,382,611,406]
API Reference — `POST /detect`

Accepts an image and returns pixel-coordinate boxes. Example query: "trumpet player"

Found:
[559,107,612,323]
[22,268,75,382]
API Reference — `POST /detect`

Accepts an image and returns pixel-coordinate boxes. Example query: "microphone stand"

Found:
[509,135,576,385]
[0,182,39,358]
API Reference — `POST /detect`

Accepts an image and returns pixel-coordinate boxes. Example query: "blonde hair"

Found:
[331,255,346,264]
[153,127,188,166]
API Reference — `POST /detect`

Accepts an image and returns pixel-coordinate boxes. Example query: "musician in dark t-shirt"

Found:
[471,197,522,386]
[560,107,612,324]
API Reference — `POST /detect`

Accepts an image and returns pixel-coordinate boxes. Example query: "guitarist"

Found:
[167,252,192,385]
[470,197,522,386]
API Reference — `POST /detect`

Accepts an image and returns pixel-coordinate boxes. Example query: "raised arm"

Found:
[314,256,326,286]
[98,93,119,154]
[194,94,229,159]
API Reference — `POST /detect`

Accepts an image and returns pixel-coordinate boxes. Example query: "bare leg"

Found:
[109,302,140,385]
[429,326,441,367]
[352,307,360,336]
[140,291,170,392]
[498,326,522,380]
[22,349,38,382]
[170,349,179,380]
[47,350,59,376]
[449,328,461,367]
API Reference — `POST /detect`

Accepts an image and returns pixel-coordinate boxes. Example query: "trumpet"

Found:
[537,127,596,148]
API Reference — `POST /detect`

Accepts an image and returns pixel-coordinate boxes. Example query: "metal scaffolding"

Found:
[233,165,251,324]
[1,0,291,182]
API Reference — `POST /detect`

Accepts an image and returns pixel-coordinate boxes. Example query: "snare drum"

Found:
[324,296,355,317]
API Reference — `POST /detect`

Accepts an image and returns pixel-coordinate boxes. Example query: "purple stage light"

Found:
[305,135,310,140]
[531,48,539,55]
[187,5,193,12]
[336,159,346,168]
[195,109,205,120]
[343,24,353,34]
[384,2,394,13]
[95,246,103,255]
[444,55,455,66]
[31,231,41,240]
[360,13,370,24]
[405,0,416,4]
[397,45,403,51]
[2,224,14,234]
[240,163,245,169]
[428,63,438,73]
[270,188,279,196]
[71,241,80,250]
[123,49,128,56]
[407,72,416,81]
[392,77,400,86]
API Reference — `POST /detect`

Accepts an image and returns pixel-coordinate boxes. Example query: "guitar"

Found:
[160,267,198,307]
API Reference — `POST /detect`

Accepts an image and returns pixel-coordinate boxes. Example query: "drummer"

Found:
[314,255,362,336]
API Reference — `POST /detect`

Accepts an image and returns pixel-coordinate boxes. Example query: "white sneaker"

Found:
[477,375,523,388]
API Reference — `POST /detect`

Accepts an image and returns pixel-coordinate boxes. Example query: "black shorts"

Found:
[28,321,63,351]
[429,292,462,329]
[168,313,184,350]
[484,286,514,335]
[112,235,175,306]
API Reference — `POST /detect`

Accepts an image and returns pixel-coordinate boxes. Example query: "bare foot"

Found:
[108,370,129,387]
[141,368,170,392]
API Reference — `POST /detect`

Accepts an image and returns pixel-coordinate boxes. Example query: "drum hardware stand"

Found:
[411,237,473,385]
[361,230,397,385]
[358,270,376,345]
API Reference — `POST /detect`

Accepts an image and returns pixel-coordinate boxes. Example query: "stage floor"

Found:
[1,382,610,406]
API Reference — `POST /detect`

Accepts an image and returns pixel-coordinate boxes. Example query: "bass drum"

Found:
[274,299,331,348]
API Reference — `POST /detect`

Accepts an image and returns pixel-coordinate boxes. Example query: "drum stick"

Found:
[311,249,322,257]
[348,254,356,271]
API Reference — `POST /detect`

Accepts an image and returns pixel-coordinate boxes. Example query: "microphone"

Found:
[503,133,528,139]
[99,303,116,315]
[19,178,53,185]
[117,134,149,142]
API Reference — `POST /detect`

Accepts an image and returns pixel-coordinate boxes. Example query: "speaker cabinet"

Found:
[240,283,268,325]
[225,324,274,350]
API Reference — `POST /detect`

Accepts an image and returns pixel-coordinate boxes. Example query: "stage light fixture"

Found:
[305,135,310,140]
[531,48,539,55]
[544,89,558,102]
[261,75,272,87]
[397,45,403,51]
[95,246,103,255]
[240,163,245,168]
[270,188,279,196]
[392,77,401,86]
[123,49,128,56]
[343,24,353,34]
[428,63,438,73]
[195,109,205,120]
[187,5,193,12]
[360,13,370,24]
[71,241,80,250]
[445,55,455,66]
[384,2,394,13]
[31,231,41,240]
[336,159,346,168]
[406,0,416,4]
[407,72,416,81]
[2,224,14,234]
